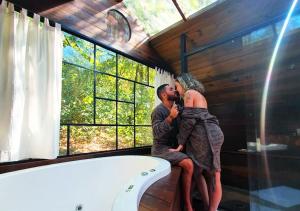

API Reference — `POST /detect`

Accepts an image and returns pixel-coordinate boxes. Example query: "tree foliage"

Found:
[60,33,155,155]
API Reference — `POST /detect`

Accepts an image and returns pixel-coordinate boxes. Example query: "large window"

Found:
[60,33,155,156]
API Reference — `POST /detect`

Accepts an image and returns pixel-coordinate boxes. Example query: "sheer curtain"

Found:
[154,67,175,107]
[0,1,63,162]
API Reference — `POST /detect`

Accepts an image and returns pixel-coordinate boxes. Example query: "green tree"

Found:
[60,32,155,155]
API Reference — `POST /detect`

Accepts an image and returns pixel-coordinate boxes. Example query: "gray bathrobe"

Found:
[177,107,224,172]
[151,103,188,165]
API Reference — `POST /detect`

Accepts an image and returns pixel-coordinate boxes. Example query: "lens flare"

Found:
[260,0,298,144]
[259,0,298,191]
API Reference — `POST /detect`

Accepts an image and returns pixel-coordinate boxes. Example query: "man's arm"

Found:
[152,104,178,140]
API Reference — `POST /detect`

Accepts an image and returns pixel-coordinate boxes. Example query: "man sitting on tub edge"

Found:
[151,84,194,211]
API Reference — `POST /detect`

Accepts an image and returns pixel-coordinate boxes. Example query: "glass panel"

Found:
[96,100,116,124]
[149,67,156,86]
[59,126,67,156]
[276,14,300,35]
[123,0,182,36]
[118,102,134,125]
[118,126,134,149]
[61,63,94,124]
[70,126,116,154]
[118,55,137,80]
[187,11,300,211]
[136,127,153,147]
[177,0,218,17]
[96,73,116,100]
[242,25,274,46]
[135,85,155,125]
[96,46,116,75]
[63,32,94,69]
[136,64,148,84]
[118,79,134,102]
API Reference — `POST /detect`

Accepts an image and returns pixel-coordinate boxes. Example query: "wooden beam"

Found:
[172,0,186,21]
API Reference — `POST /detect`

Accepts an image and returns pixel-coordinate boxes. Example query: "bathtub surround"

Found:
[154,67,175,107]
[0,1,63,162]
[0,155,170,211]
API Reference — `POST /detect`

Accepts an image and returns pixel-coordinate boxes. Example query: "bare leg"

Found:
[208,171,222,211]
[178,159,194,211]
[195,168,209,211]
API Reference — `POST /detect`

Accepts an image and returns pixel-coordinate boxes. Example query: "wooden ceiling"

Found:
[150,0,300,107]
[6,0,165,67]
[150,0,297,75]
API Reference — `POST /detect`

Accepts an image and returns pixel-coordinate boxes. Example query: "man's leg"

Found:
[178,158,194,211]
[208,171,222,211]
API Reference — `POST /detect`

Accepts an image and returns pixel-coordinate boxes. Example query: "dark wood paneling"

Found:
[150,0,296,74]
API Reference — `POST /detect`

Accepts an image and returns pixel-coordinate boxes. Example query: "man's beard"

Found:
[167,95,178,101]
[167,91,180,101]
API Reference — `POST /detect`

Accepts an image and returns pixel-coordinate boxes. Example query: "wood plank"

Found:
[139,166,182,211]
[150,0,297,74]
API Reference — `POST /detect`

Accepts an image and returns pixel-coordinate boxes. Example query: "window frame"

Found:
[60,29,156,156]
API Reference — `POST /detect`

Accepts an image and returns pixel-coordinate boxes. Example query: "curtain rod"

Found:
[4,0,57,27]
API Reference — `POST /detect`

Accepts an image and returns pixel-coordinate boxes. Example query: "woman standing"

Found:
[170,73,224,211]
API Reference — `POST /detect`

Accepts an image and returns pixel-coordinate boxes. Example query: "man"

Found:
[151,84,194,211]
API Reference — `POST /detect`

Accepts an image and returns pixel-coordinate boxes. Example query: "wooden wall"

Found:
[151,0,300,190]
[150,0,297,74]
[5,0,166,67]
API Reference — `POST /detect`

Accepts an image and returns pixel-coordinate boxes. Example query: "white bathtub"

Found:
[0,155,170,211]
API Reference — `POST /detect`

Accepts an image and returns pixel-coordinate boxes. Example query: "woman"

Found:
[170,73,224,211]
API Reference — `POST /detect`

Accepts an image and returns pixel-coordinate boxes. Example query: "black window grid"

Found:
[61,41,154,156]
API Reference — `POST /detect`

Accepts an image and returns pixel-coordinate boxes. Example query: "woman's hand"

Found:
[169,144,184,152]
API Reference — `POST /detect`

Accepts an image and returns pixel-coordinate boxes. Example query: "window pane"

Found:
[118,126,134,149]
[96,100,116,124]
[118,103,134,125]
[276,14,300,35]
[123,0,181,36]
[136,85,155,125]
[59,126,67,156]
[118,55,137,80]
[63,32,94,69]
[96,73,116,99]
[149,68,156,86]
[70,126,116,154]
[136,64,148,84]
[61,63,94,124]
[96,46,116,74]
[136,127,153,147]
[177,0,218,17]
[118,79,134,102]
[242,25,274,46]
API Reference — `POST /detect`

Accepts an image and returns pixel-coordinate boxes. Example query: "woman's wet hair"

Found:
[176,73,205,94]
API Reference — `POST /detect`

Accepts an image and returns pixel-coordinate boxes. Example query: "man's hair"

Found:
[157,84,168,100]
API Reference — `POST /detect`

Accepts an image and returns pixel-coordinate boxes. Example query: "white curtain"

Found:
[154,67,175,107]
[0,1,63,162]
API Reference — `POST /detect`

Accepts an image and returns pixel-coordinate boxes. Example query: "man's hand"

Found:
[166,104,178,124]
[169,104,179,119]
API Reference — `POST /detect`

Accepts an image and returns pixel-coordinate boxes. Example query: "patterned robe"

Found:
[177,107,224,172]
[151,103,188,165]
